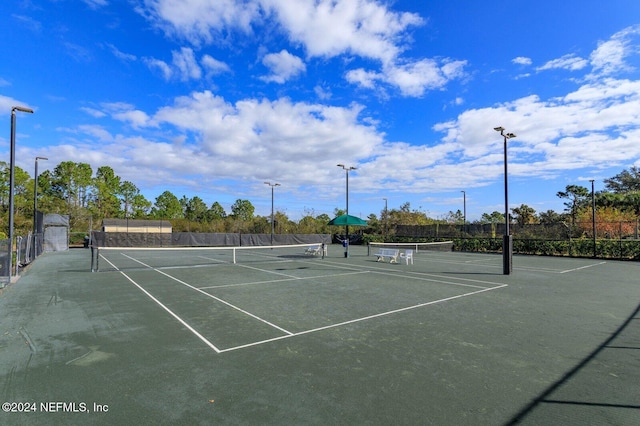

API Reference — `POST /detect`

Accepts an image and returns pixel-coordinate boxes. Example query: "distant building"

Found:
[101,219,172,234]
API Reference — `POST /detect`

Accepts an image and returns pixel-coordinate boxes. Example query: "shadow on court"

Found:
[507,300,640,424]
[0,246,639,425]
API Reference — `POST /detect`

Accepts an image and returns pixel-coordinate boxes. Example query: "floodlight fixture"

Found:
[12,106,34,114]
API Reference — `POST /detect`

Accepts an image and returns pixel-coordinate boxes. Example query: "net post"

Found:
[90,246,99,272]
[367,243,370,256]
[321,243,325,259]
[233,247,237,264]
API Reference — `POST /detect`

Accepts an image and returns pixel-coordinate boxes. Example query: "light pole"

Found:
[337,164,356,257]
[7,106,34,280]
[460,190,466,234]
[590,179,596,258]
[494,126,516,275]
[264,182,280,244]
[33,156,48,260]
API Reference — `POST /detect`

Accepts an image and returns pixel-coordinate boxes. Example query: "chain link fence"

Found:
[393,220,640,260]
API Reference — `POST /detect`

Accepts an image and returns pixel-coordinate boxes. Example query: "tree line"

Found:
[1,160,638,239]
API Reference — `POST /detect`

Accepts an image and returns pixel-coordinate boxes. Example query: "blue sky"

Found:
[1,0,640,221]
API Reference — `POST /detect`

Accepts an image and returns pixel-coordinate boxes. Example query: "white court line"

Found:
[387,252,600,275]
[199,270,370,290]
[218,284,508,353]
[370,270,489,289]
[118,271,222,353]
[234,262,306,279]
[560,261,607,274]
[99,254,222,353]
[320,258,505,289]
[118,253,294,336]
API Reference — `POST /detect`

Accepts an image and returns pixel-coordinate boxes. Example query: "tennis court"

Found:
[1,244,639,425]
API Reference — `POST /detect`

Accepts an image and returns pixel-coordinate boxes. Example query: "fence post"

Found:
[620,221,623,260]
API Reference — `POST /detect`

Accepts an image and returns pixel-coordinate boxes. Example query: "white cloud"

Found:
[261,0,423,63]
[125,90,385,186]
[347,58,467,97]
[588,25,640,76]
[64,77,639,196]
[201,55,231,75]
[314,85,332,100]
[145,47,216,81]
[537,54,588,72]
[144,57,173,80]
[139,0,259,45]
[80,107,107,118]
[82,0,108,9]
[172,47,202,81]
[260,50,306,83]
[512,57,532,66]
[99,102,152,128]
[431,77,640,182]
[345,68,380,89]
[75,125,114,142]
[107,43,137,62]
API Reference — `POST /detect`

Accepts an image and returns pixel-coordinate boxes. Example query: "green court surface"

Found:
[1,245,638,425]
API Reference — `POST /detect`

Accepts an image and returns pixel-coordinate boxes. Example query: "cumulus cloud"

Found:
[139,0,259,45]
[431,77,640,183]
[260,50,306,83]
[60,90,381,190]
[347,58,467,97]
[261,0,423,63]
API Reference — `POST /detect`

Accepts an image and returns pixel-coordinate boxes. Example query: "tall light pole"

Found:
[460,190,466,234]
[7,106,34,280]
[590,179,596,258]
[337,164,356,257]
[264,182,280,244]
[33,156,48,259]
[494,126,516,275]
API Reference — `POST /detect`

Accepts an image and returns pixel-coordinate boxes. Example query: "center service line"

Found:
[118,271,222,354]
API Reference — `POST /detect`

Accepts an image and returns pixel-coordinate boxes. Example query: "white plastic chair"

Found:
[401,249,414,265]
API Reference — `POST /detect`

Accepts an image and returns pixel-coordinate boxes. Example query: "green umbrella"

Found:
[327,214,368,226]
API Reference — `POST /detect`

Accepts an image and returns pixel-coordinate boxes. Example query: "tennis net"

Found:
[91,243,327,272]
[367,241,453,256]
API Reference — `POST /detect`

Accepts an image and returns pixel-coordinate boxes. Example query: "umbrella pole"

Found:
[344,225,349,258]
